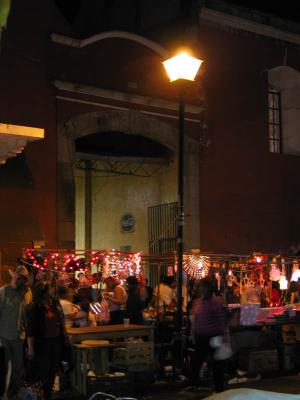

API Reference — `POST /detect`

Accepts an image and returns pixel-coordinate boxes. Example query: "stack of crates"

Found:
[279,344,296,371]
[239,348,279,375]
[112,341,154,373]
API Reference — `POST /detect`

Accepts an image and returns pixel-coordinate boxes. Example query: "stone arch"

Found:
[58,109,178,163]
[57,109,180,248]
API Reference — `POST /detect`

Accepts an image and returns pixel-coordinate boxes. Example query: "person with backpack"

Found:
[0,265,32,399]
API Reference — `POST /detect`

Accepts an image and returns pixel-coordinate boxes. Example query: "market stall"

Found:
[20,248,300,390]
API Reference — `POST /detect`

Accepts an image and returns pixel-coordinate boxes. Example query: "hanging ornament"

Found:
[227,269,234,287]
[242,273,249,287]
[227,268,239,287]
[279,275,288,290]
[279,258,288,290]
[259,271,265,288]
[183,254,210,279]
[253,252,265,264]
[215,271,221,290]
[291,259,300,282]
[269,257,281,281]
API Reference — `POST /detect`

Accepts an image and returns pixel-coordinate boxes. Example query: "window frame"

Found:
[268,88,282,154]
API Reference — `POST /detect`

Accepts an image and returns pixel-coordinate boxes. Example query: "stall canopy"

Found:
[0,123,44,165]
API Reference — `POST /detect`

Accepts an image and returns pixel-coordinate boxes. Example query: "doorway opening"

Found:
[74,130,177,256]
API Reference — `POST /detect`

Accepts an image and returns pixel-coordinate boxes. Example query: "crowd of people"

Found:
[225,277,300,307]
[0,266,155,399]
[1,264,300,398]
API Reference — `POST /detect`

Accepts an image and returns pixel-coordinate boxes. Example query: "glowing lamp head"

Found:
[163,52,203,82]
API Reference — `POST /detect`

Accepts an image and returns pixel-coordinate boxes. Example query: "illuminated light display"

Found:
[183,254,210,279]
[24,249,142,279]
[103,249,142,281]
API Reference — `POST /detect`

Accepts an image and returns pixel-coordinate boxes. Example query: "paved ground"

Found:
[136,374,300,399]
[54,373,300,399]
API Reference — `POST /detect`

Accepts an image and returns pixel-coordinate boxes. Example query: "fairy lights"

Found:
[24,249,142,279]
[183,254,210,279]
[23,249,300,291]
[103,249,142,281]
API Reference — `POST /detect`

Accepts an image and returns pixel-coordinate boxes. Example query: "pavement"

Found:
[53,373,300,400]
[134,374,300,399]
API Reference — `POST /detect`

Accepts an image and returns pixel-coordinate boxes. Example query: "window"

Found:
[268,89,282,153]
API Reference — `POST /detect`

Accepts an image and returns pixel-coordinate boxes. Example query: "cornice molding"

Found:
[200,7,300,45]
[54,80,204,115]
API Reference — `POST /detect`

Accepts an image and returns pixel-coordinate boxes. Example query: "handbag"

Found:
[213,342,233,360]
[17,381,44,400]
[210,332,233,361]
[17,360,43,400]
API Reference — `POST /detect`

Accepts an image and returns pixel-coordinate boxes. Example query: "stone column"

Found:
[57,122,76,249]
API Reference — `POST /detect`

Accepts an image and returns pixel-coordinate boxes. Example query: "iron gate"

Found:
[148,202,178,286]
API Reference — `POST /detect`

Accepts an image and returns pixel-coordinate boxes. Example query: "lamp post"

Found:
[163,52,203,337]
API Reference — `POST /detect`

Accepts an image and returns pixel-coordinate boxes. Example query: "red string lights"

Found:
[103,250,142,281]
[24,249,142,279]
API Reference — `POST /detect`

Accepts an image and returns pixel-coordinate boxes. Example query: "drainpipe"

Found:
[85,160,92,250]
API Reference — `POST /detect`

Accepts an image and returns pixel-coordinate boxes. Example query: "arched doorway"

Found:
[57,108,200,253]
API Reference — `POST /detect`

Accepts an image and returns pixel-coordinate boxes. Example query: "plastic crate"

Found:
[87,374,131,397]
[112,342,154,372]
[278,344,296,371]
[239,348,278,374]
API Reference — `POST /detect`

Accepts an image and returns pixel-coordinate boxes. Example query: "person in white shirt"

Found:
[103,277,127,324]
[58,286,84,329]
[153,276,177,307]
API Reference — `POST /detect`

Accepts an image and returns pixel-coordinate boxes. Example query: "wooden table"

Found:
[68,324,154,395]
[67,324,154,343]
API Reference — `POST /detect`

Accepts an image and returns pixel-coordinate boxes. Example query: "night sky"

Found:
[53,0,300,24]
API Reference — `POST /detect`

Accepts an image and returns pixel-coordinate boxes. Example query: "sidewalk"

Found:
[53,374,300,400]
[138,374,300,400]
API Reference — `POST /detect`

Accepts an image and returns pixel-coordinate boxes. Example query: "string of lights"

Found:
[22,249,300,287]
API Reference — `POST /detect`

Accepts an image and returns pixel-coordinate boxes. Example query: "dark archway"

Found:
[75,131,171,159]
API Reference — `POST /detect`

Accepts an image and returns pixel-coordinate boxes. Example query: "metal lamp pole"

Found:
[162,51,203,371]
[176,89,184,335]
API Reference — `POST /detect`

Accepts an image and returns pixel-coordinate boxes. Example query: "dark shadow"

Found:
[0,154,34,188]
[75,131,171,159]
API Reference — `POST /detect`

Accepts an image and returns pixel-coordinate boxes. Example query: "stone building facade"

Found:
[0,0,299,274]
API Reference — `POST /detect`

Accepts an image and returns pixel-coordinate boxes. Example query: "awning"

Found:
[0,123,44,165]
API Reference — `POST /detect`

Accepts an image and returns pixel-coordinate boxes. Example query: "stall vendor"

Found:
[103,277,127,324]
[152,276,177,308]
[241,282,261,304]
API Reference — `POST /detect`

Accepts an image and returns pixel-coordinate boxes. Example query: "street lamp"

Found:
[163,51,203,337]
